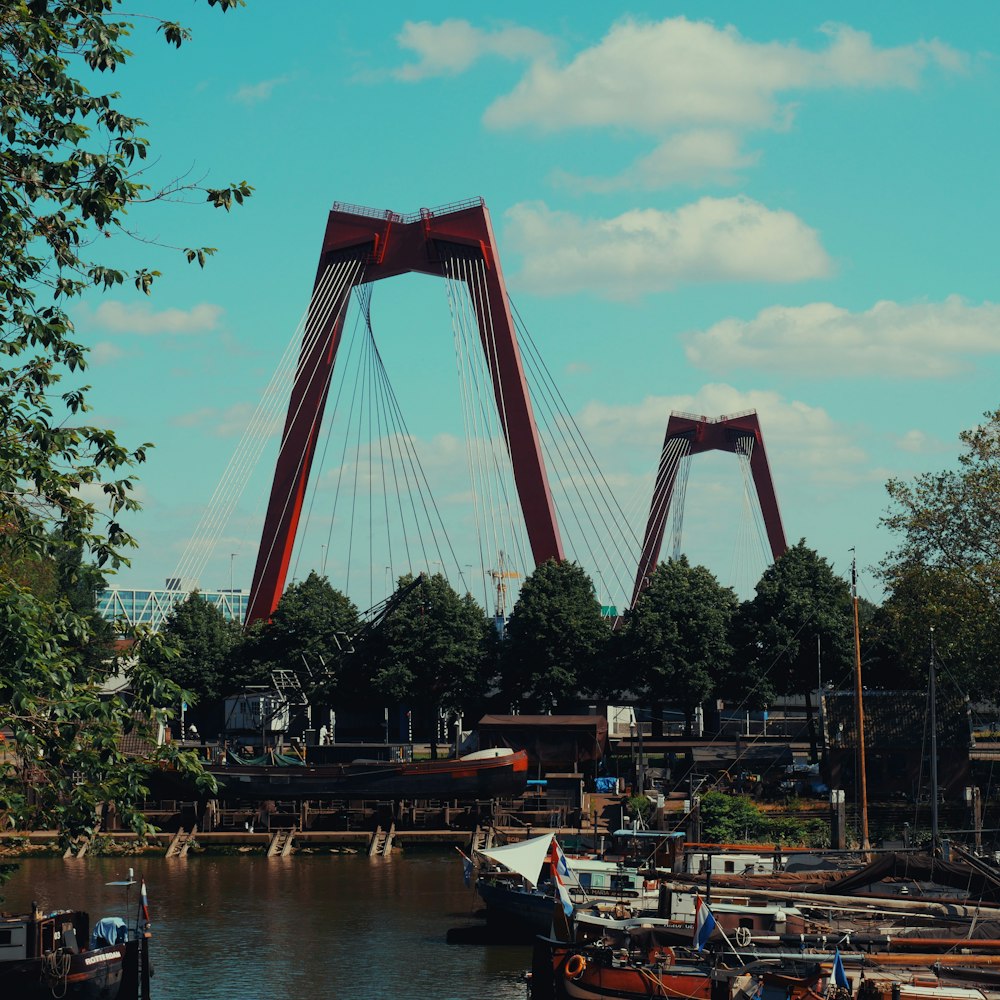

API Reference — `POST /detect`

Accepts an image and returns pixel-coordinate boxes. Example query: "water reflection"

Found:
[2,854,530,1000]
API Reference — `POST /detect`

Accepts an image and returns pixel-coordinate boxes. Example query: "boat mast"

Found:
[851,552,871,853]
[929,630,940,853]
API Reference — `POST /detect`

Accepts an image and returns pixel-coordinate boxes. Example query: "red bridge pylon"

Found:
[631,409,787,608]
[247,198,564,626]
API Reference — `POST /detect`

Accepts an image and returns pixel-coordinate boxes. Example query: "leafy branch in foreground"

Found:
[0,0,246,851]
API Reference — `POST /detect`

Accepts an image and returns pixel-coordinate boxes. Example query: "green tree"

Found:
[621,557,737,732]
[735,541,854,703]
[501,560,608,711]
[142,593,243,735]
[880,408,1000,696]
[366,573,493,745]
[239,571,362,701]
[0,0,247,853]
[873,560,999,697]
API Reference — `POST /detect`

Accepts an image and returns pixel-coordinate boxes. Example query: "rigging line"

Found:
[249,258,365,593]
[731,448,752,594]
[670,448,693,560]
[446,260,491,609]
[515,321,636,588]
[466,256,513,585]
[294,284,369,583]
[650,439,690,565]
[373,337,459,584]
[181,257,356,590]
[369,328,414,576]
[451,257,494,576]
[344,293,374,598]
[514,336,611,574]
[514,329,616,564]
[512,302,642,552]
[174,261,350,588]
[172,261,344,585]
[738,437,770,566]
[464,256,521,589]
[371,339,432,577]
[366,299,374,608]
[291,276,367,584]
[252,258,366,598]
[465,257,521,585]
[364,291,395,593]
[317,289,366,577]
[471,257,524,586]
[630,437,684,549]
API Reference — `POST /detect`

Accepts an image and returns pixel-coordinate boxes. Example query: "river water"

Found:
[1,854,531,1000]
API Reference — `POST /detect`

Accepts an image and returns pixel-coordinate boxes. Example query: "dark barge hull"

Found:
[0,943,126,1000]
[206,748,530,800]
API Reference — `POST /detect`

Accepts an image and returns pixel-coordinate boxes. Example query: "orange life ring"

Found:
[564,954,587,979]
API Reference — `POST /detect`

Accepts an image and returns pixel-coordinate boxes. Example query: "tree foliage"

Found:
[880,409,1000,696]
[502,560,608,711]
[142,593,243,732]
[0,0,247,849]
[239,571,361,701]
[620,557,737,725]
[365,573,493,734]
[734,540,854,701]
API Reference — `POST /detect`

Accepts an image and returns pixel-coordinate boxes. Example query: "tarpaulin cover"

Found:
[91,917,127,949]
[478,833,554,888]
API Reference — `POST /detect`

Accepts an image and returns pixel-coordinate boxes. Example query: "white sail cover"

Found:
[478,833,553,888]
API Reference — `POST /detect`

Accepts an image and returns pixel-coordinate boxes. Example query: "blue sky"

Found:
[73,3,1000,613]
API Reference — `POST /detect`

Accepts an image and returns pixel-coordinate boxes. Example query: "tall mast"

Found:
[851,552,871,853]
[929,630,940,853]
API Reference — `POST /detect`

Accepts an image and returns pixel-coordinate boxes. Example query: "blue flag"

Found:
[832,948,849,989]
[693,895,716,952]
[455,847,473,888]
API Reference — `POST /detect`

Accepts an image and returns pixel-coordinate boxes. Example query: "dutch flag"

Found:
[140,880,150,923]
[553,838,574,881]
[693,895,716,952]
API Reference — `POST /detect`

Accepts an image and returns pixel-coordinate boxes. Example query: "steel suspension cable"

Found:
[174,260,358,590]
[251,258,367,598]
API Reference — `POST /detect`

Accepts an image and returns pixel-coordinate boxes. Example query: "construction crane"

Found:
[488,552,520,630]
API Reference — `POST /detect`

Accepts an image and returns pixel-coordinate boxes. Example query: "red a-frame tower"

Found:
[631,410,787,607]
[246,199,565,626]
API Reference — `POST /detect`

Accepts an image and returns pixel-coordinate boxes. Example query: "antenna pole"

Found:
[851,552,871,855]
[929,630,940,854]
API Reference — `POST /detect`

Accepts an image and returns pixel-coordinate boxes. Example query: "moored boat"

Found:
[0,907,144,1000]
[204,745,529,800]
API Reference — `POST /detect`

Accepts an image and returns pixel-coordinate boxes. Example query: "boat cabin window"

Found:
[724,861,736,873]
[0,930,11,945]
[739,918,754,930]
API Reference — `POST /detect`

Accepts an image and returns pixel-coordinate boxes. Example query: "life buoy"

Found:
[564,954,587,979]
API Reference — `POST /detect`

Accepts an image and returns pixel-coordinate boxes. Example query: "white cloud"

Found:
[892,429,950,454]
[393,19,553,81]
[684,296,1000,377]
[93,301,224,336]
[504,198,831,298]
[89,340,124,365]
[555,130,760,193]
[233,76,288,105]
[578,383,871,488]
[483,18,966,133]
